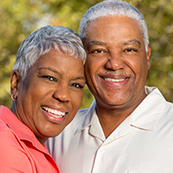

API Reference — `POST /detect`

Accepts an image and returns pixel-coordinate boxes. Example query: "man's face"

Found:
[84,15,151,111]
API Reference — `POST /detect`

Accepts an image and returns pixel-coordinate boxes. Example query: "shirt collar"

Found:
[75,87,166,136]
[129,87,166,131]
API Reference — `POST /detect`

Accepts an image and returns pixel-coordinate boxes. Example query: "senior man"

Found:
[47,0,173,173]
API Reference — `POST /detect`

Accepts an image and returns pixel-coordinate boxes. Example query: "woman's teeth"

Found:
[42,106,66,117]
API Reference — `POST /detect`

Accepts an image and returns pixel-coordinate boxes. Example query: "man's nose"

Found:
[105,53,125,70]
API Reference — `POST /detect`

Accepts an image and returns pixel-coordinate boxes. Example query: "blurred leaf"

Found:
[0,0,173,109]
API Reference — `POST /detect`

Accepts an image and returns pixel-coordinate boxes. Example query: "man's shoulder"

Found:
[163,100,173,117]
[46,107,92,150]
[70,100,96,127]
[76,108,89,117]
[67,108,90,128]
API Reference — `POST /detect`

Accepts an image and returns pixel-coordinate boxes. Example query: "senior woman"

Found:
[0,25,86,172]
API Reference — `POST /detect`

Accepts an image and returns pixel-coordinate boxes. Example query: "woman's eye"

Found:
[42,76,57,82]
[71,83,84,89]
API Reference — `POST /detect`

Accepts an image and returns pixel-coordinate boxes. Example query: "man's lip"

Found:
[98,73,131,86]
[103,77,127,82]
[98,71,131,78]
[99,73,131,81]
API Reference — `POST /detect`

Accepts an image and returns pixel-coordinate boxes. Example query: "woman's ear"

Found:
[10,70,22,100]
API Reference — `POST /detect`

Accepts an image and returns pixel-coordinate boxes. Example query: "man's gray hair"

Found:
[13,25,86,80]
[79,0,149,51]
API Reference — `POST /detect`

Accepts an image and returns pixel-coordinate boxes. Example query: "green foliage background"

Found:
[0,0,173,109]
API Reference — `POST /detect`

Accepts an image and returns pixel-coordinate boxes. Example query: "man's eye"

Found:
[71,83,84,89]
[124,48,138,53]
[90,49,105,54]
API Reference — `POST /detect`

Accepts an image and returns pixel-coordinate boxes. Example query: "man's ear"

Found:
[146,44,151,70]
[10,70,22,100]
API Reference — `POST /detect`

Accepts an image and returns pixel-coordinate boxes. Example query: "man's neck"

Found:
[97,108,132,138]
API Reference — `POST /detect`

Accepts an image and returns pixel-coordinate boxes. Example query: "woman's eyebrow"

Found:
[72,76,86,81]
[38,67,59,74]
[39,67,86,81]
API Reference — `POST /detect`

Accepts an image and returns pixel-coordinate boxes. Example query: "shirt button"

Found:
[99,148,105,152]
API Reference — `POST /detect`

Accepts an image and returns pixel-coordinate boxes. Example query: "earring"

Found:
[11,94,15,101]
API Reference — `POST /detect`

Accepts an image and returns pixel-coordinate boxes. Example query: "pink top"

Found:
[0,105,60,173]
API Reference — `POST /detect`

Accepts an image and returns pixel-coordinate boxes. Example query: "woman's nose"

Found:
[53,86,70,103]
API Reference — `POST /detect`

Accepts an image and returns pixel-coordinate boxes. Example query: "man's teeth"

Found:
[104,78,125,82]
[42,106,65,117]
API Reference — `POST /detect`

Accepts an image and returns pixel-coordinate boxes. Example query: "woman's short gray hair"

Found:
[13,25,86,80]
[79,0,149,51]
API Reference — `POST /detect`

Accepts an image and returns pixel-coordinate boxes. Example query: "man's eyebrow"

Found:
[87,41,107,49]
[123,40,141,46]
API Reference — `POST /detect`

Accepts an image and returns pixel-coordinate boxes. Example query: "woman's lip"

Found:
[42,105,69,113]
[42,106,67,116]
[41,105,68,124]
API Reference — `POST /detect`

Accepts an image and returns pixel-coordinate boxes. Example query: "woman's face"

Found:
[11,49,85,145]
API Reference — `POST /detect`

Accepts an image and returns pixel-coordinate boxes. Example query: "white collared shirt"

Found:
[47,87,173,173]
